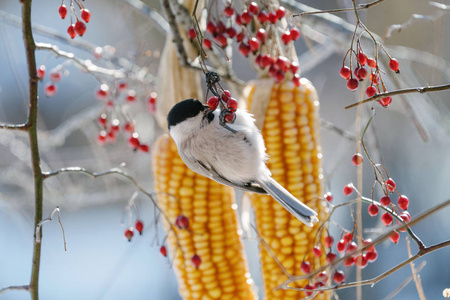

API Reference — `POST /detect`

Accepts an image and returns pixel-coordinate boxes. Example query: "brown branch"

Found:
[0,285,30,295]
[293,0,385,17]
[0,123,28,130]
[382,261,426,300]
[345,83,450,109]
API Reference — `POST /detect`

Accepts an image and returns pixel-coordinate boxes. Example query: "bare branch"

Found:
[293,0,386,17]
[407,238,427,300]
[345,83,450,109]
[35,207,67,251]
[382,260,426,300]
[0,123,28,131]
[0,285,30,295]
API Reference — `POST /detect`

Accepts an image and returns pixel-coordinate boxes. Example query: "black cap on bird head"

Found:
[167,99,209,129]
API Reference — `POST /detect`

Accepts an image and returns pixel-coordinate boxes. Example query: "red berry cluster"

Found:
[366,177,411,244]
[205,89,238,123]
[335,234,378,269]
[340,41,400,107]
[94,82,154,152]
[124,219,145,242]
[37,65,65,97]
[191,2,302,86]
[58,1,91,39]
[299,260,330,296]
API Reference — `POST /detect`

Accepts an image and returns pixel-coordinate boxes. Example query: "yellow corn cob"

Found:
[152,134,256,300]
[247,78,329,299]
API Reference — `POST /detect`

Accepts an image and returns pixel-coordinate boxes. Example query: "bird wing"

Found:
[194,159,267,194]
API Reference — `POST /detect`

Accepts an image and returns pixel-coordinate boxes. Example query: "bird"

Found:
[167,98,318,227]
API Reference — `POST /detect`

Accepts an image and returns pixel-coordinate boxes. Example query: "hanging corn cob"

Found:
[152,135,256,299]
[246,78,330,299]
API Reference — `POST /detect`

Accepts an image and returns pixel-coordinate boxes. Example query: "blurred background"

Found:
[0,0,449,299]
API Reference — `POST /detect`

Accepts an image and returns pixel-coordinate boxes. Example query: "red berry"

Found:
[37,65,46,79]
[389,231,400,244]
[248,37,260,52]
[312,245,322,257]
[260,55,272,68]
[44,83,57,97]
[128,132,140,149]
[111,119,120,132]
[380,196,391,206]
[344,256,355,267]
[227,98,238,111]
[74,21,87,36]
[107,131,116,143]
[81,8,91,23]
[191,254,202,268]
[226,27,237,38]
[59,4,68,19]
[274,70,285,83]
[124,122,134,132]
[400,211,411,223]
[397,195,409,210]
[257,10,268,23]
[276,6,286,19]
[206,21,216,34]
[96,84,110,100]
[339,66,351,79]
[300,261,311,274]
[139,144,150,153]
[343,233,353,244]
[355,254,368,269]
[235,14,242,26]
[358,51,367,65]
[343,184,353,196]
[332,270,345,284]
[326,252,337,263]
[379,96,392,107]
[118,81,128,91]
[281,31,291,44]
[124,228,134,241]
[248,2,259,14]
[126,90,137,102]
[160,245,167,257]
[268,11,278,23]
[290,61,299,74]
[370,73,379,84]
[203,38,212,50]
[224,111,235,123]
[385,178,396,192]
[346,241,357,253]
[363,239,375,252]
[135,220,144,235]
[98,113,107,126]
[67,24,76,39]
[238,43,250,57]
[367,58,377,68]
[366,86,377,98]
[224,6,235,17]
[324,236,334,248]
[240,10,253,25]
[292,74,301,87]
[148,92,157,104]
[222,90,232,101]
[207,96,219,110]
[97,130,107,145]
[357,67,368,80]
[389,58,400,73]
[290,27,301,41]
[236,31,245,43]
[336,239,346,253]
[188,28,196,39]
[351,153,363,166]
[324,192,333,202]
[304,284,314,297]
[317,271,329,283]
[381,212,393,226]
[216,34,228,47]
[366,250,378,262]
[255,28,268,43]
[368,203,379,216]
[49,70,62,82]
[175,215,189,229]
[346,78,359,91]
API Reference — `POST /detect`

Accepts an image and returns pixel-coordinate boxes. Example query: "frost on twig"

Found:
[35,206,67,251]
[384,2,449,39]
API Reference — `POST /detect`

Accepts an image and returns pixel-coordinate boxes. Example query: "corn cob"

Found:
[246,78,329,299]
[152,135,256,300]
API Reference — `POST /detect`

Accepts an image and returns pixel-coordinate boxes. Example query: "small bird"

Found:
[167,99,318,227]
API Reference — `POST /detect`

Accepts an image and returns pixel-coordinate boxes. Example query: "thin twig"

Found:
[35,206,67,251]
[0,123,28,130]
[293,0,385,17]
[345,83,450,109]
[407,237,427,300]
[0,285,30,295]
[382,260,426,300]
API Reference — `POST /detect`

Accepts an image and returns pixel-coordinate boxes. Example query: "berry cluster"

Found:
[340,35,400,107]
[206,89,238,123]
[190,2,302,86]
[124,219,144,242]
[36,64,64,97]
[94,81,155,152]
[58,0,91,39]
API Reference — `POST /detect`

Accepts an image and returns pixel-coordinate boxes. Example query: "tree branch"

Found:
[345,83,450,109]
[293,0,386,17]
[0,123,28,130]
[0,285,30,295]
